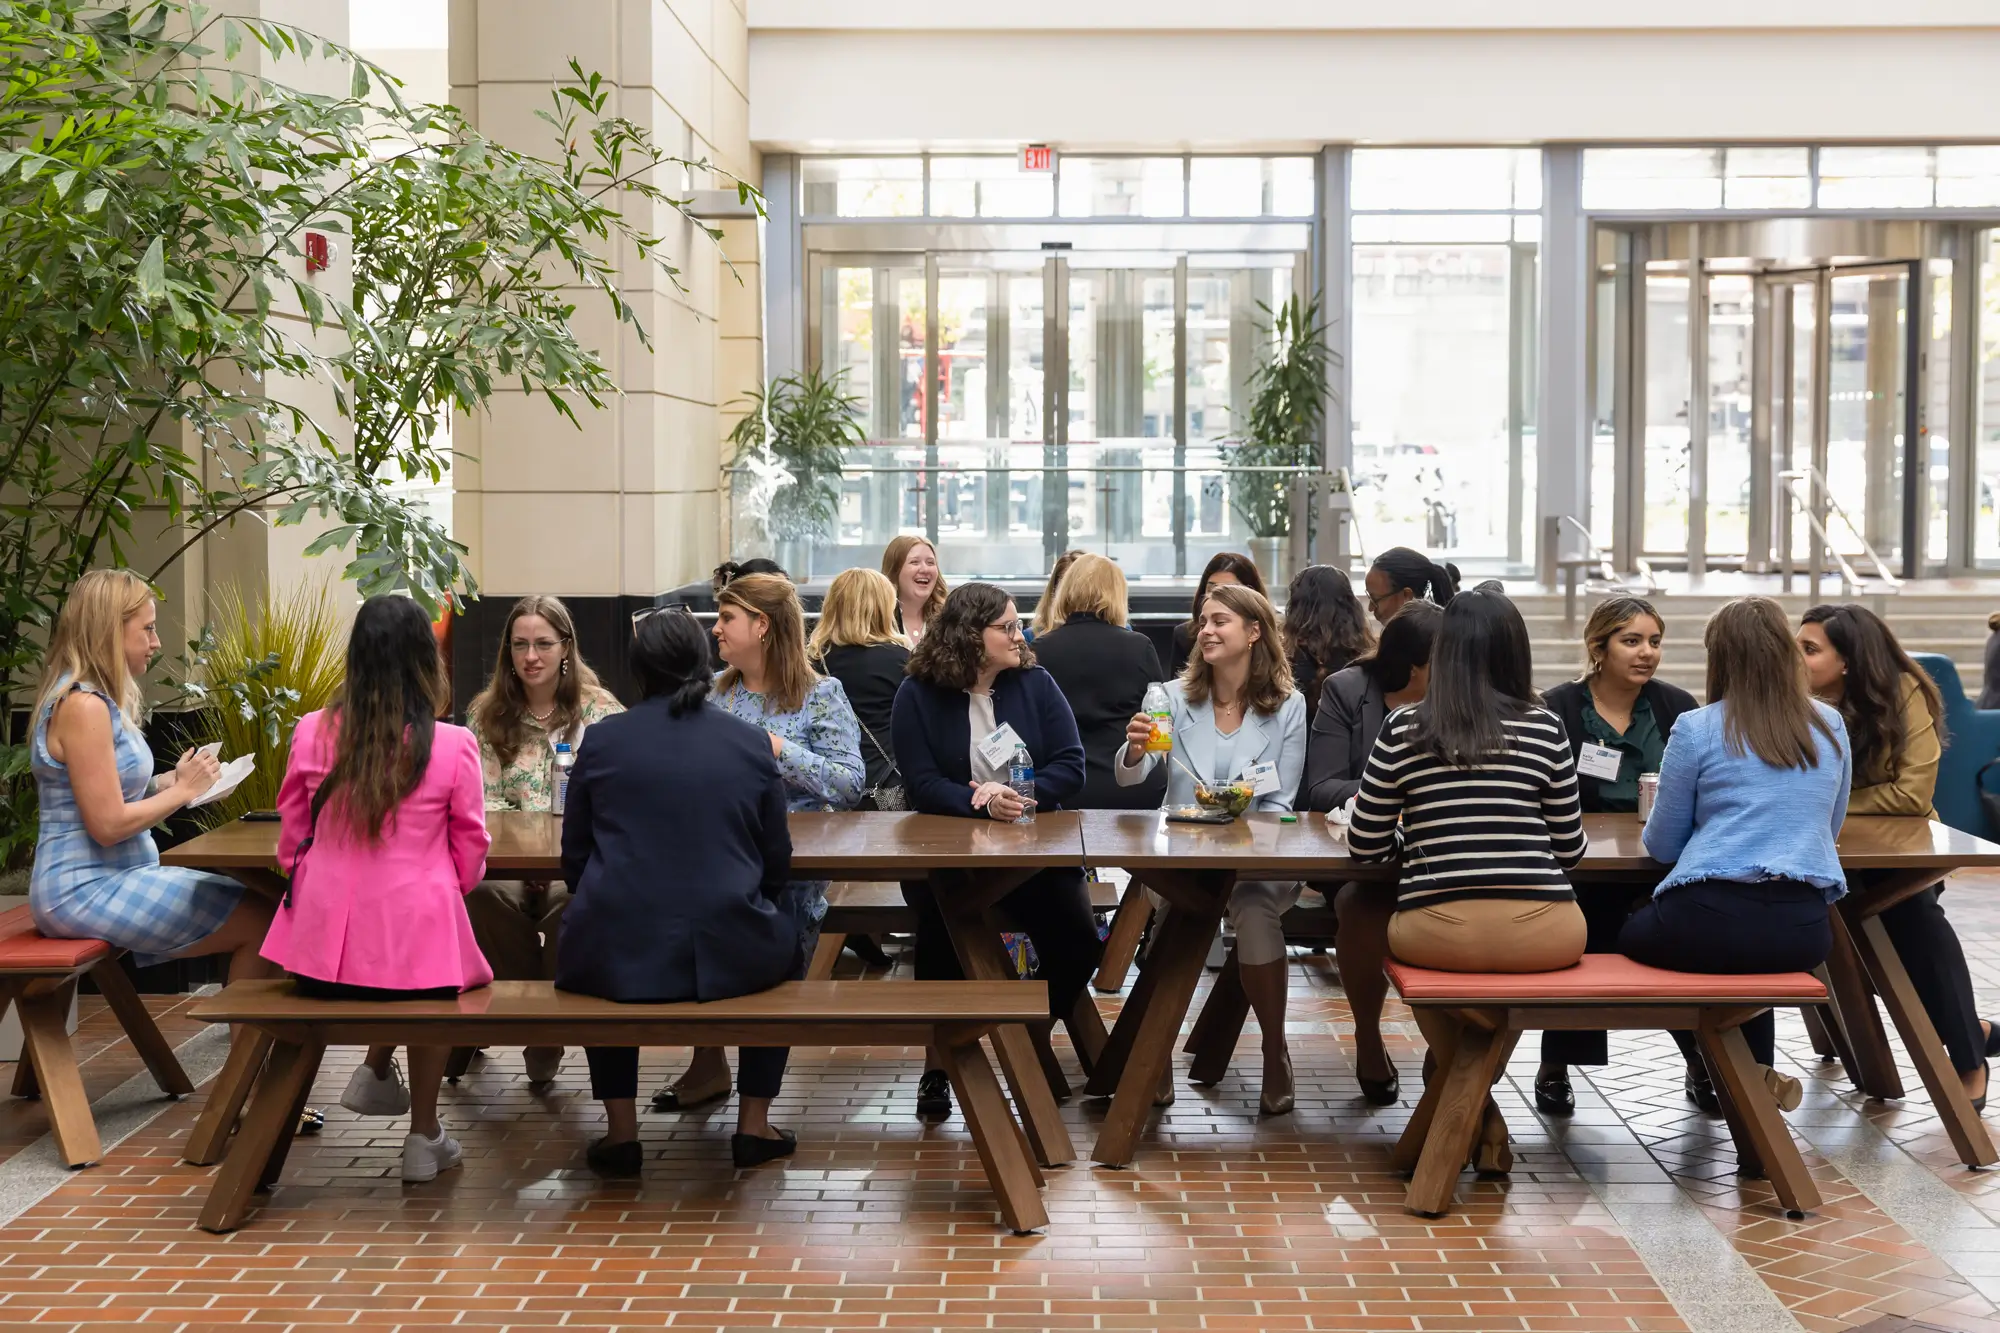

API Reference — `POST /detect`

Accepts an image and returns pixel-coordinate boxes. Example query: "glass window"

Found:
[1351,149,1540,212]
[1817,147,1935,209]
[1352,214,1515,245]
[1723,147,1811,210]
[1058,158,1184,217]
[1581,149,1723,211]
[1938,147,2000,208]
[1187,157,1317,217]
[1976,233,2000,565]
[801,158,923,217]
[930,157,1054,218]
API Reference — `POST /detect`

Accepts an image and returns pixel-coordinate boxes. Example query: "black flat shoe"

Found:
[1685,1066,1722,1116]
[916,1068,953,1120]
[586,1137,643,1179]
[1983,1020,2000,1059]
[732,1127,797,1169]
[1974,1060,1989,1114]
[846,935,893,968]
[650,1075,731,1112]
[1358,1069,1400,1106]
[1534,1074,1575,1116]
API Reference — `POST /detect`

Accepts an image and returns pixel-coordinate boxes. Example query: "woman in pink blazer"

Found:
[266,595,492,1183]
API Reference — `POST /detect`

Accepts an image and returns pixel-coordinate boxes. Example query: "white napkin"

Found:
[188,754,255,809]
[1323,795,1358,828]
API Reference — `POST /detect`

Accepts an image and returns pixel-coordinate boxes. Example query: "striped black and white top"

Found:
[1347,705,1587,910]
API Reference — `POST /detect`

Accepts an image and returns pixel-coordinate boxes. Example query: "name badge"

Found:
[1242,761,1281,796]
[1577,742,1624,782]
[977,722,1025,768]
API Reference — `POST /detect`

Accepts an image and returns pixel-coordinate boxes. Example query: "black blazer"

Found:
[817,641,910,790]
[556,698,798,1002]
[1303,665,1388,812]
[1542,676,1700,813]
[1032,613,1168,810]
[891,665,1087,817]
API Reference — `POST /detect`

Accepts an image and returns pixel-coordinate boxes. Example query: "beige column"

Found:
[449,0,757,600]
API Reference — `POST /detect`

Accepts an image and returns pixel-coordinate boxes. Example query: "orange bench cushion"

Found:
[1385,953,1827,1004]
[0,904,112,972]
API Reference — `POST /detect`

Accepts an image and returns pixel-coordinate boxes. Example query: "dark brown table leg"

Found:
[1822,910,1906,1100]
[1185,949,1248,1087]
[1066,991,1108,1075]
[1093,877,1152,994]
[1846,908,1999,1168]
[1091,871,1232,1167]
[199,1035,321,1233]
[934,1028,1049,1234]
[184,1028,274,1166]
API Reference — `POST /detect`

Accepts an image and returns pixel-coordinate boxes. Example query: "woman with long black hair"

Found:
[1170,551,1268,665]
[1281,564,1373,733]
[1800,603,1996,1109]
[1363,546,1460,627]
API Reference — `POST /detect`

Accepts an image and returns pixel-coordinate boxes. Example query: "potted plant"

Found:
[1221,294,1330,587]
[725,368,866,577]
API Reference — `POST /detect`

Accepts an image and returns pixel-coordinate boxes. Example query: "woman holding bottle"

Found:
[883,535,947,645]
[1531,596,1698,1116]
[1300,599,1443,1103]
[1117,583,1308,1113]
[651,573,864,1113]
[1170,551,1267,666]
[464,594,624,1086]
[1800,602,1996,1109]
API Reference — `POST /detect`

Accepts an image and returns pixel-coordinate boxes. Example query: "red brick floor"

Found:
[2,876,2000,1331]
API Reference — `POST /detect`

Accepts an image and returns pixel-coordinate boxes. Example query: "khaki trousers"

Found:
[1386,897,1587,974]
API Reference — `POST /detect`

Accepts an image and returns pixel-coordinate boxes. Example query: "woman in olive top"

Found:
[1801,603,1997,1109]
[1533,597,1697,1116]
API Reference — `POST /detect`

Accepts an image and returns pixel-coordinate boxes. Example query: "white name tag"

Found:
[977,722,1025,769]
[1577,743,1624,782]
[1242,761,1280,796]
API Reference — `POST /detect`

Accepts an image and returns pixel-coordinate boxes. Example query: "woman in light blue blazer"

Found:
[1116,583,1307,1114]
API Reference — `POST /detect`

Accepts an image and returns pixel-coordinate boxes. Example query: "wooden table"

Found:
[1077,809,2000,1169]
[163,810,1096,1171]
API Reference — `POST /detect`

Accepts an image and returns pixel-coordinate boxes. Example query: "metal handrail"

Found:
[724,463,1319,477]
[1777,467,1903,594]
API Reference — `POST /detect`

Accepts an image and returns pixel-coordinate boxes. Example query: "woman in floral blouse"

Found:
[652,573,864,1112]
[465,595,624,1085]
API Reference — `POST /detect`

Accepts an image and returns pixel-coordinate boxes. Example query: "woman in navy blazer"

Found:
[890,581,1102,1121]
[557,608,802,1177]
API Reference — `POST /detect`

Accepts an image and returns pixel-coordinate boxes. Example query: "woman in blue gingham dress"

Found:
[31,680,246,964]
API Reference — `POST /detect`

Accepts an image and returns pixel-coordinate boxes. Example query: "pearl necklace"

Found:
[527,703,556,725]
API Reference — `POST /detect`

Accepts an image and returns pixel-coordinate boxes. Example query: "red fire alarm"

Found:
[304,231,329,273]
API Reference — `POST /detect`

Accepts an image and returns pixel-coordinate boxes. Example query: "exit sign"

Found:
[1020,144,1055,173]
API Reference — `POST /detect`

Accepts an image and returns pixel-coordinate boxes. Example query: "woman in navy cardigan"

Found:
[890,581,1102,1121]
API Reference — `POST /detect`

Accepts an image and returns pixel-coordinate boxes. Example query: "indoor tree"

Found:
[724,368,867,569]
[1220,293,1331,539]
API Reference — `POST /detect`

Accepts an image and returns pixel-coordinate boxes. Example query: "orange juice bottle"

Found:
[1143,683,1174,753]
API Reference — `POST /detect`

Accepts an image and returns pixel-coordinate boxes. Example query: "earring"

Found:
[561,657,569,677]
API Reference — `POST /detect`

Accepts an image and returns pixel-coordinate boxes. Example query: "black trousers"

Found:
[1616,878,1832,1068]
[292,976,460,1002]
[1875,883,1986,1075]
[1540,884,1648,1068]
[900,867,1102,1023]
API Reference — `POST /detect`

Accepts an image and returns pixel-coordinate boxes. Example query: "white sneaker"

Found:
[401,1126,463,1183]
[340,1059,411,1116]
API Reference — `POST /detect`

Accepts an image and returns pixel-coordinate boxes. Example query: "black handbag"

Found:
[853,715,906,812]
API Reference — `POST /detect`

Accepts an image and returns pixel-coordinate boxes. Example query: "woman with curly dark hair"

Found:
[889,582,1101,1120]
[1282,564,1373,730]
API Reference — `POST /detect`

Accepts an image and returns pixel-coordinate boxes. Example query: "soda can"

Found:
[1636,772,1660,823]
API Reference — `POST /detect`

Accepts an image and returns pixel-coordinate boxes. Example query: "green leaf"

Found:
[135,236,167,302]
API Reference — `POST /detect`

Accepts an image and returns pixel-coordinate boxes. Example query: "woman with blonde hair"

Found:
[463,594,624,1086]
[653,572,865,1112]
[807,568,910,805]
[1117,583,1307,1112]
[1034,554,1167,810]
[882,535,947,643]
[1029,549,1087,639]
[29,570,274,981]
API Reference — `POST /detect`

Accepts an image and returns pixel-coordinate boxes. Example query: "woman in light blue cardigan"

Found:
[1620,597,1851,1116]
[1116,584,1307,1114]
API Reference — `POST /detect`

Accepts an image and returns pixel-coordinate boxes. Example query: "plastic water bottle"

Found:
[1007,743,1036,824]
[1142,682,1173,752]
[552,742,574,816]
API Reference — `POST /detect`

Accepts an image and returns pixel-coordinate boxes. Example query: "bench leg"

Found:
[935,1032,1049,1234]
[1029,1024,1072,1100]
[1697,1021,1820,1217]
[1822,912,1905,1100]
[184,1027,274,1166]
[1065,991,1108,1078]
[1092,893,1223,1167]
[1800,1003,1848,1065]
[17,980,99,1167]
[1849,912,1999,1169]
[200,1036,323,1233]
[1093,878,1152,994]
[89,957,192,1098]
[444,1047,477,1082]
[1406,1018,1509,1217]
[1185,949,1249,1086]
[3,983,36,1100]
[806,932,845,982]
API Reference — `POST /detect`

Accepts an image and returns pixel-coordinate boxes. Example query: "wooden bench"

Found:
[186,978,1055,1235]
[1385,955,1830,1219]
[0,904,192,1167]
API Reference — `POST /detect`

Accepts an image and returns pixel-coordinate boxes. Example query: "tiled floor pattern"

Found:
[2,881,2000,1330]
